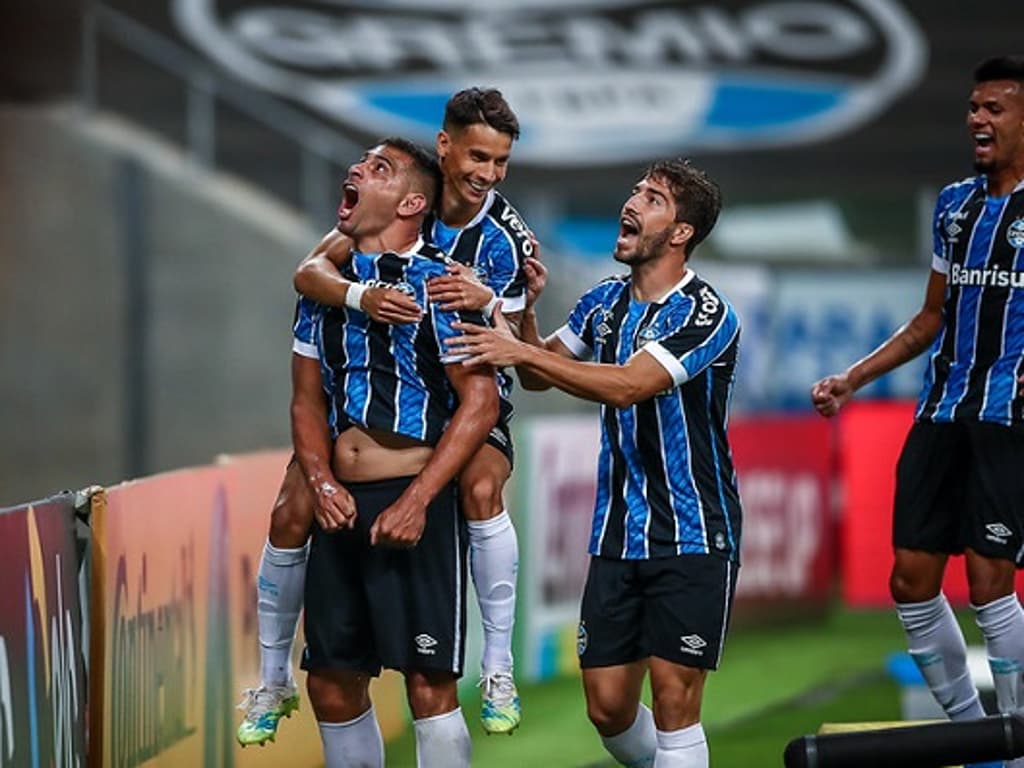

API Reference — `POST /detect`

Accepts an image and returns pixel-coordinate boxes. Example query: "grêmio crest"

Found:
[172,0,926,166]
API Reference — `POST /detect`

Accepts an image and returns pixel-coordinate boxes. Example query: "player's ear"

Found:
[399,191,428,218]
[670,222,694,249]
[436,130,450,160]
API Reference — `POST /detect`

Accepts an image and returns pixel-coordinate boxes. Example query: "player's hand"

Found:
[361,286,423,325]
[428,263,494,311]
[448,306,524,367]
[524,256,547,309]
[312,477,356,531]
[810,373,854,418]
[370,493,427,548]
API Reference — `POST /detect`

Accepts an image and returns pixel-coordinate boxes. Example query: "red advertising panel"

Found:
[0,494,87,768]
[729,416,836,618]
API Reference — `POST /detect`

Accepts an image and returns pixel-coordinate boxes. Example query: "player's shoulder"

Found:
[579,274,629,304]
[936,175,984,209]
[482,190,534,257]
[412,238,448,263]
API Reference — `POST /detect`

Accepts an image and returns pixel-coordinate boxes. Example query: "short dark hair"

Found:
[644,159,722,256]
[379,136,442,211]
[443,87,520,140]
[974,55,1024,85]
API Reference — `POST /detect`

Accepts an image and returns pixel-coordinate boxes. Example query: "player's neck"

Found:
[353,221,421,256]
[630,255,688,303]
[439,187,486,229]
[986,160,1024,197]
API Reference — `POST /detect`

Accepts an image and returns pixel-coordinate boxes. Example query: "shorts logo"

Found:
[985,523,1013,545]
[1008,219,1024,249]
[577,622,588,657]
[173,0,927,166]
[414,633,438,655]
[679,634,707,656]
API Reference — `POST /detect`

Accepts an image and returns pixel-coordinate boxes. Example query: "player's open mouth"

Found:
[337,183,360,220]
[617,215,640,247]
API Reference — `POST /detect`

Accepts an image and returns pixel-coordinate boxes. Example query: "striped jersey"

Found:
[555,270,743,562]
[917,176,1024,426]
[423,188,532,410]
[298,237,486,444]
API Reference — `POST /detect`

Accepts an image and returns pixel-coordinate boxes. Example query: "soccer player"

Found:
[447,159,741,768]
[291,87,530,734]
[293,137,497,768]
[811,54,1024,756]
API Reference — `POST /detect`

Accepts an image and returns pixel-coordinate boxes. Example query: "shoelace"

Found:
[478,673,516,708]
[236,686,286,719]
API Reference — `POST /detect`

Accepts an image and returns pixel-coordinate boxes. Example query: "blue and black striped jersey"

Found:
[423,189,531,314]
[424,188,532,414]
[556,271,742,562]
[292,296,320,360]
[316,238,486,444]
[917,177,1024,426]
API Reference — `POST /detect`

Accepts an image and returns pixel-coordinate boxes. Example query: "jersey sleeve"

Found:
[483,203,533,313]
[432,305,487,365]
[641,288,740,386]
[554,281,616,360]
[931,184,957,275]
[292,297,321,359]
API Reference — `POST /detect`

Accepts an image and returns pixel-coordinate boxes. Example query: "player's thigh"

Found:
[648,657,708,730]
[642,555,737,672]
[893,421,968,555]
[963,422,1024,567]
[580,660,648,735]
[578,557,646,669]
[458,442,512,521]
[268,456,315,548]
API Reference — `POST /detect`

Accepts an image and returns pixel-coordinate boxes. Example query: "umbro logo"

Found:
[985,523,1013,545]
[415,633,438,655]
[680,634,707,656]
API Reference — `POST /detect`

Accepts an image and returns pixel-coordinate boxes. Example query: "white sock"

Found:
[600,703,656,768]
[318,706,384,768]
[413,708,471,768]
[973,594,1024,714]
[467,511,518,674]
[257,539,308,685]
[896,594,985,720]
[654,723,708,768]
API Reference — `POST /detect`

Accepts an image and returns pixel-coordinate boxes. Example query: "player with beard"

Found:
[254,87,530,739]
[446,159,741,768]
[812,55,1024,767]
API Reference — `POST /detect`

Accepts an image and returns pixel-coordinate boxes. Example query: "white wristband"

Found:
[345,282,367,311]
[482,295,500,320]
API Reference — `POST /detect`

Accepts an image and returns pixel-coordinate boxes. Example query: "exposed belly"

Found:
[333,426,433,482]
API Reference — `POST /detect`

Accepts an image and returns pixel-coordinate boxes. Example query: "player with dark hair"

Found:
[812,55,1024,759]
[448,158,741,768]
[289,86,532,736]
[292,137,497,767]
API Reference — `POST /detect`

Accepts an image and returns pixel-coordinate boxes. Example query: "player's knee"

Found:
[459,474,502,521]
[966,555,1016,605]
[269,489,314,548]
[585,694,634,736]
[889,567,939,604]
[404,671,458,719]
[306,671,370,722]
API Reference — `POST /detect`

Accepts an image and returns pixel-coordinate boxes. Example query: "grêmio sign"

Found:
[171,0,927,165]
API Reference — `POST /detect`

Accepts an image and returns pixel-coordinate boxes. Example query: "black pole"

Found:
[784,712,1024,768]
[116,156,149,479]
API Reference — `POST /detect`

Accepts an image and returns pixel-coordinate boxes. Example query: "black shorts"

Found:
[577,554,738,671]
[484,417,514,469]
[894,420,1024,566]
[301,476,468,676]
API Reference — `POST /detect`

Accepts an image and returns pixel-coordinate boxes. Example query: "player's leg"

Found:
[458,432,521,734]
[965,421,1024,758]
[579,556,656,767]
[302,500,384,767]
[237,457,315,745]
[406,670,471,768]
[890,421,986,721]
[643,554,737,768]
[307,669,382,768]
